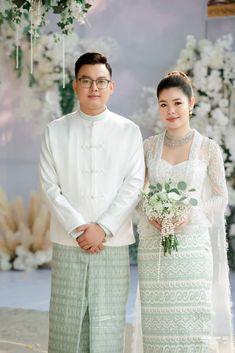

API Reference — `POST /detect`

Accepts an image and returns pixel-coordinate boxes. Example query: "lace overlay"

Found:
[137,130,233,353]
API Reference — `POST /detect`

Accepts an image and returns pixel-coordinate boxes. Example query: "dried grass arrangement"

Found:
[0,189,52,271]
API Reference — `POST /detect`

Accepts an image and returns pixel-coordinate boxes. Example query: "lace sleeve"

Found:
[143,135,158,187]
[143,135,157,169]
[136,136,156,212]
[203,139,228,220]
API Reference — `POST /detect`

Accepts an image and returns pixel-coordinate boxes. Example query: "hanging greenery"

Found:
[0,0,93,35]
[0,21,118,133]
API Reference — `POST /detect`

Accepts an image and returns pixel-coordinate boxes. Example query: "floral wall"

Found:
[0,0,235,203]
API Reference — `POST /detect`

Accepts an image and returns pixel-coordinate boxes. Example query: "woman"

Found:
[136,71,234,353]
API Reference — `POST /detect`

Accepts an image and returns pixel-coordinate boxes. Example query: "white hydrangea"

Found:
[225,130,235,162]
[219,98,229,109]
[211,108,229,126]
[216,33,234,52]
[13,246,38,271]
[227,185,235,206]
[194,101,211,118]
[70,2,86,25]
[185,35,197,50]
[198,38,212,51]
[35,248,52,266]
[0,251,12,270]
[207,70,223,92]
[176,48,197,71]
[175,34,235,205]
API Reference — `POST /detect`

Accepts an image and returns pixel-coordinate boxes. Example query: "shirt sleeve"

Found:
[39,126,86,235]
[98,223,113,237]
[69,229,84,240]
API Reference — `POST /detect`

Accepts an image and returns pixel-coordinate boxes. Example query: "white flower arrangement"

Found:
[131,34,235,206]
[0,189,52,271]
[140,180,198,255]
[176,34,235,188]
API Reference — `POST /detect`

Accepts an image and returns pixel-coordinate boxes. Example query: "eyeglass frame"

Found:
[77,76,111,89]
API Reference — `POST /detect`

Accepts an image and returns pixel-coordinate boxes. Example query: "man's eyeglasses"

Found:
[78,77,111,89]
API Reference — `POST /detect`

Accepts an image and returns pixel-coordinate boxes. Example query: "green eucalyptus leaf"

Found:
[188,188,196,192]
[169,188,180,195]
[178,196,187,202]
[156,183,163,191]
[164,182,171,191]
[85,3,92,9]
[177,181,187,190]
[149,184,156,190]
[189,198,198,206]
[148,192,154,197]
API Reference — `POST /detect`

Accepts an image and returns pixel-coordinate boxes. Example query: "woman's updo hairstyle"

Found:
[157,71,193,100]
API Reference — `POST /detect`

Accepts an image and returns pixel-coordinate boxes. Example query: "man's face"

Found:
[73,64,114,116]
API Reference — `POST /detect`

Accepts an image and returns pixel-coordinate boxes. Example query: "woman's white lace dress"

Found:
[136,129,234,353]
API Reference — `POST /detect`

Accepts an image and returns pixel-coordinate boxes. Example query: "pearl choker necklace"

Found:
[164,130,194,148]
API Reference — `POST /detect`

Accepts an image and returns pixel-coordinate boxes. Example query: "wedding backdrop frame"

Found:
[207,0,235,18]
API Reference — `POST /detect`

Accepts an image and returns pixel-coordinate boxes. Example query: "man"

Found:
[40,52,145,353]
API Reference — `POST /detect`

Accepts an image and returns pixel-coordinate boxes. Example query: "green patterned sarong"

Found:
[48,243,130,353]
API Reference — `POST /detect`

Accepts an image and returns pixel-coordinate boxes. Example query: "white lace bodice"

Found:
[144,129,228,225]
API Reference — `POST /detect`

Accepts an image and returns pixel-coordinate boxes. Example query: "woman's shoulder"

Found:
[200,133,220,150]
[143,132,164,161]
[144,131,164,148]
[198,132,221,160]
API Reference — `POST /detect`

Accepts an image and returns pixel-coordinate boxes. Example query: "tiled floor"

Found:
[0,266,235,328]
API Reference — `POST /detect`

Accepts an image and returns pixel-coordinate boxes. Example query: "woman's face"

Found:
[158,87,195,130]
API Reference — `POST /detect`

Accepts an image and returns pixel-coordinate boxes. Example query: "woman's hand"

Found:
[148,218,162,231]
[173,213,191,231]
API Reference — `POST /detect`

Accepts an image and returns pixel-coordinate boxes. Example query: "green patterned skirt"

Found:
[138,220,218,353]
[48,243,130,353]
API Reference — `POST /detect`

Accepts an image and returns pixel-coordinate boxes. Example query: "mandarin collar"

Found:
[78,108,109,122]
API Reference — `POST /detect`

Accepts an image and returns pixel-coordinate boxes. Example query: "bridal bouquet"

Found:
[140,179,198,255]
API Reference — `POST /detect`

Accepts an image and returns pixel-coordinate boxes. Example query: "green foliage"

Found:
[29,74,37,87]
[59,75,75,115]
[177,181,187,191]
[0,0,92,35]
[10,44,23,78]
[13,0,26,7]
[169,188,180,195]
[189,198,198,206]
[162,234,178,255]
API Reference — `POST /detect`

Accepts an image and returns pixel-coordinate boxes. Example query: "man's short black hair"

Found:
[74,52,112,79]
